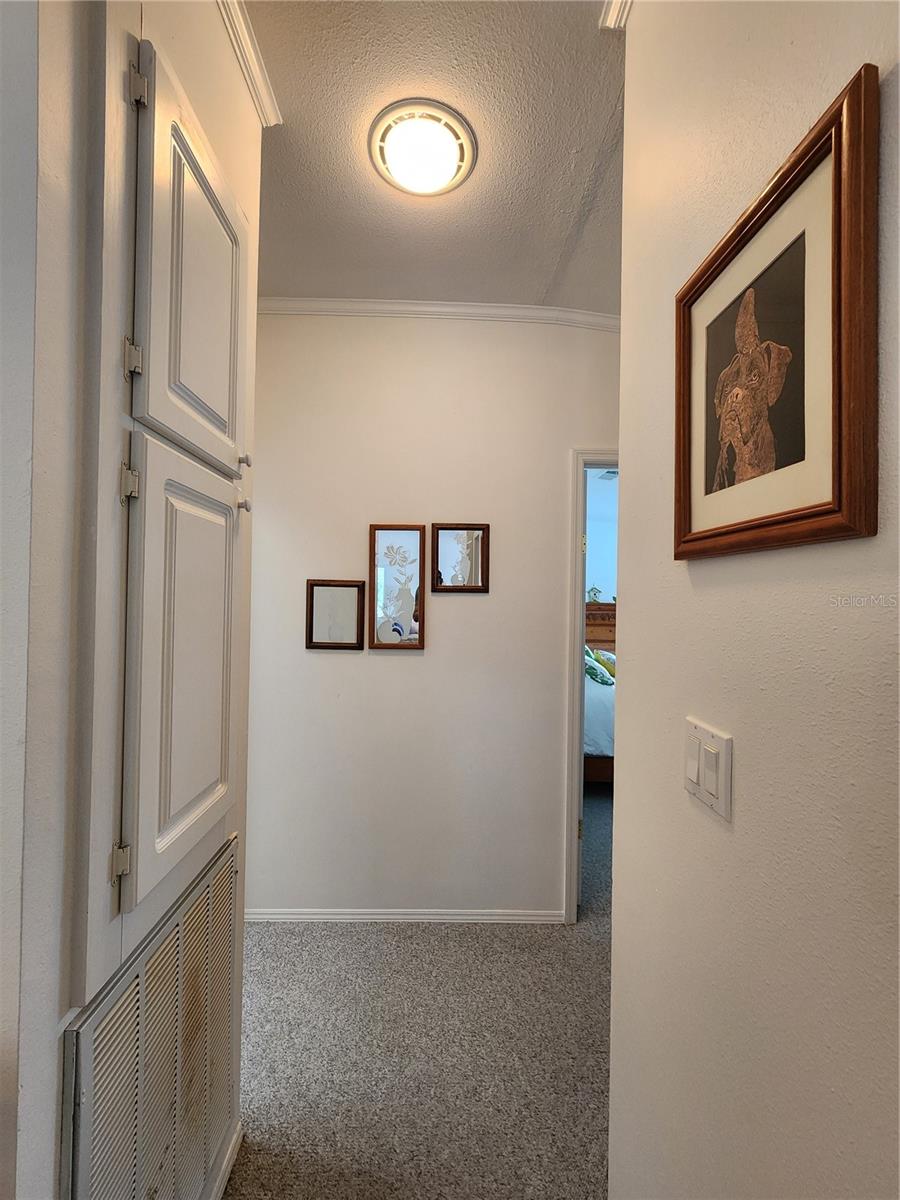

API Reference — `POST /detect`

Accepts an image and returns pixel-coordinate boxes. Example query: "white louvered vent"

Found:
[208,862,235,1157]
[63,839,238,1200]
[90,981,140,1200]
[144,928,179,1200]
[180,889,209,1200]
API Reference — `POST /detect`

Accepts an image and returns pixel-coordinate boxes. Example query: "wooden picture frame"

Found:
[305,580,365,650]
[674,64,878,559]
[431,524,490,593]
[368,525,426,650]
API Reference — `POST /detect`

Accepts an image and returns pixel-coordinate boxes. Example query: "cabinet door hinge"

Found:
[120,463,140,503]
[129,63,148,108]
[123,335,143,379]
[581,534,587,554]
[110,843,132,884]
[578,818,584,840]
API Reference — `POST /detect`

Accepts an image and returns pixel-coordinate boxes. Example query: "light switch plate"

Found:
[686,735,700,784]
[685,717,733,821]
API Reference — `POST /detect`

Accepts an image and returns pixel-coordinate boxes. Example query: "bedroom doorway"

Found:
[566,449,618,922]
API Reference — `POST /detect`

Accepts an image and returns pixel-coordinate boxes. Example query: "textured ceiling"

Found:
[250,1,624,313]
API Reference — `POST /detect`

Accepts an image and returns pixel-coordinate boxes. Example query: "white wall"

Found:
[0,5,37,1191]
[610,4,898,1198]
[247,314,618,916]
[14,6,104,1192]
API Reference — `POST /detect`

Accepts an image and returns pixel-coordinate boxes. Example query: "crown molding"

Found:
[598,0,634,30]
[257,296,620,333]
[217,1,282,127]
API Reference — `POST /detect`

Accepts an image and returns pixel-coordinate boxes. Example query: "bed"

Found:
[584,602,616,784]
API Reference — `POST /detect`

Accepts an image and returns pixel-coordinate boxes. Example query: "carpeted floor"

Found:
[224,784,612,1200]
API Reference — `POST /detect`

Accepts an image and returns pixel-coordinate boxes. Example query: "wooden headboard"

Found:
[585,602,616,652]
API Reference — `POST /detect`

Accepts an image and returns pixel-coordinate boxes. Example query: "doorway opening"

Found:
[566,450,619,923]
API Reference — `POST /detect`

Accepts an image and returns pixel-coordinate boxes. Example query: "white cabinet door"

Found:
[133,39,249,478]
[122,431,241,910]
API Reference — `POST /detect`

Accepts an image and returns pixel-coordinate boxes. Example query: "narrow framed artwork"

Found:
[431,524,490,593]
[674,64,879,559]
[368,525,426,649]
[305,580,366,650]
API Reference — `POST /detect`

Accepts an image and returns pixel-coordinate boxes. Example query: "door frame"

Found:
[564,447,618,924]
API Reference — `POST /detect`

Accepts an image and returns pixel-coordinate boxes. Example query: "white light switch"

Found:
[684,717,733,821]
[686,735,700,784]
[702,745,719,797]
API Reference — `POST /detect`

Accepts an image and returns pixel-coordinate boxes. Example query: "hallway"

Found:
[225,786,613,1199]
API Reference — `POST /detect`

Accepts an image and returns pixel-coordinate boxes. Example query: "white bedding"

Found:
[584,676,615,757]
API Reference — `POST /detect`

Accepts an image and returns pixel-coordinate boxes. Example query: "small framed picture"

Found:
[431,524,490,592]
[674,65,878,559]
[305,580,365,650]
[369,525,426,649]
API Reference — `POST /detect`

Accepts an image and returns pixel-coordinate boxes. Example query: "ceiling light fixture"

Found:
[368,99,477,196]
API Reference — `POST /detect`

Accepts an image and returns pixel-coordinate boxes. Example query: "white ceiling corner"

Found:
[247,2,624,314]
[217,0,282,127]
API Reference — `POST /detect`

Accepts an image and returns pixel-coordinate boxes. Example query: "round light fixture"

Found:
[368,99,477,196]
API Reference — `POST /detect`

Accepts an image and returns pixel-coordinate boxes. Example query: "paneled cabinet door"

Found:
[122,432,242,910]
[133,39,249,477]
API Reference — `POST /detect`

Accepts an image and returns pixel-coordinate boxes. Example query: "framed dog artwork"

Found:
[674,65,879,559]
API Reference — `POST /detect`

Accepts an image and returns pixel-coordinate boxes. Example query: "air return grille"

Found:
[63,838,238,1200]
[89,981,140,1200]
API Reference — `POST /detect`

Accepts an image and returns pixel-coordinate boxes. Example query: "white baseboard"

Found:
[207,1119,243,1200]
[245,907,565,924]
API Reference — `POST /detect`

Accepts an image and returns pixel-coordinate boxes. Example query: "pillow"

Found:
[585,657,614,686]
[592,649,616,677]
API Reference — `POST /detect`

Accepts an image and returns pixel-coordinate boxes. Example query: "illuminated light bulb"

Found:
[382,116,460,195]
[369,100,476,197]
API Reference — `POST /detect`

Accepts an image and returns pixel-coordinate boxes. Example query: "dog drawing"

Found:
[712,287,793,490]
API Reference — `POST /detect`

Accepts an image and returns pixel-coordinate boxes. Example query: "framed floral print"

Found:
[368,525,426,649]
[674,65,879,559]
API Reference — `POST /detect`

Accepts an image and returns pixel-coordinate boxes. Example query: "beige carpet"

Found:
[225,784,612,1199]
